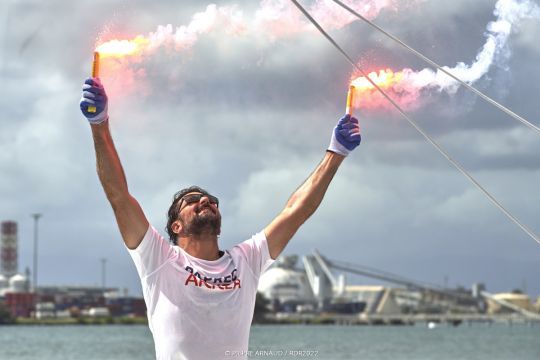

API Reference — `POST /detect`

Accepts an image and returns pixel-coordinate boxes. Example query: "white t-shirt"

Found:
[127,225,274,360]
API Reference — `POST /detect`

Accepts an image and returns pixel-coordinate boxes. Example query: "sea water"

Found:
[0,324,538,359]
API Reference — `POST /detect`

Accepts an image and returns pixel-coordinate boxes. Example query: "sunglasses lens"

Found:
[185,194,202,204]
[179,193,219,209]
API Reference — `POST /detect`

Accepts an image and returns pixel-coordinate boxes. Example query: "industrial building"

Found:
[486,292,536,314]
[0,220,145,319]
[258,253,407,315]
[1,221,18,276]
[257,250,536,319]
[258,253,395,315]
[0,221,31,296]
[0,221,34,317]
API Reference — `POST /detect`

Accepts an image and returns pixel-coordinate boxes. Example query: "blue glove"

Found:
[79,78,108,124]
[328,115,361,156]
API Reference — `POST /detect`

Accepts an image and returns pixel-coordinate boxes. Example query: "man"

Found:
[79,77,360,360]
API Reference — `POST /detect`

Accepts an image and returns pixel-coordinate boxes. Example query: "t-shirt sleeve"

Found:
[234,231,275,279]
[126,225,176,279]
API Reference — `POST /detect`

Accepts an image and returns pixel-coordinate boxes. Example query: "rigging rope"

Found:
[331,0,540,135]
[289,0,540,246]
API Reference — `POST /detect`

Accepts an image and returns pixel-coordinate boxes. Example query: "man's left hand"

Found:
[80,77,109,125]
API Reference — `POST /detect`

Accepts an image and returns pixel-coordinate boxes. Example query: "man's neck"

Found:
[178,234,221,261]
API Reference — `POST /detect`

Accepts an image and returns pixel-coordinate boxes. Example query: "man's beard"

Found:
[179,206,221,237]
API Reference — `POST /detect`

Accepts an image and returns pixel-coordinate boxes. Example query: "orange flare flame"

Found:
[348,68,422,111]
[350,69,404,91]
[95,36,150,58]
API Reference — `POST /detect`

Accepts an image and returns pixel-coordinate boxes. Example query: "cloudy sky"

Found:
[1,0,539,298]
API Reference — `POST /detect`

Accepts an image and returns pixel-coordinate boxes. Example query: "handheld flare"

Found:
[88,52,100,113]
[345,85,355,116]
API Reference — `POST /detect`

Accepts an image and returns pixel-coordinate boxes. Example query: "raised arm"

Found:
[264,115,360,259]
[80,78,149,249]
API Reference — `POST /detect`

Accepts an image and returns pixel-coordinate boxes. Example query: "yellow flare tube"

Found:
[87,52,100,113]
[345,85,355,116]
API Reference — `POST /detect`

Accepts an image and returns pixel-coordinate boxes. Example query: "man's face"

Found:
[174,192,221,238]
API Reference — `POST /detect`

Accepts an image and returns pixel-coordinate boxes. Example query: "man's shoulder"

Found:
[229,231,266,251]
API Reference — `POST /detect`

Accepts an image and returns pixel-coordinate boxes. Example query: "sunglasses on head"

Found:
[178,193,219,210]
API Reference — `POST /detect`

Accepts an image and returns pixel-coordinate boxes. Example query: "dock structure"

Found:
[267,312,540,326]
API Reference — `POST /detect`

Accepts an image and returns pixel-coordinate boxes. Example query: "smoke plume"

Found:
[352,0,540,111]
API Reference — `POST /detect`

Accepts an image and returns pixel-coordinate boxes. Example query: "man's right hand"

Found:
[80,78,109,124]
[327,114,361,157]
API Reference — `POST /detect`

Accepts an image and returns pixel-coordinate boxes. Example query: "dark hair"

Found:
[166,185,212,244]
